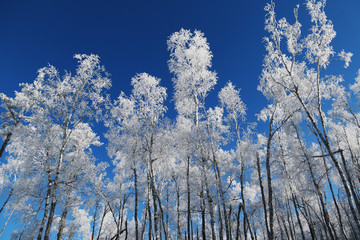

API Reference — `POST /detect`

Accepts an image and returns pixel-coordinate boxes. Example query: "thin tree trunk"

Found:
[296,92,360,233]
[240,164,255,240]
[134,168,139,240]
[265,133,274,240]
[217,198,224,240]
[0,132,12,158]
[166,185,169,238]
[44,187,58,240]
[0,109,22,158]
[140,198,149,240]
[148,187,153,240]
[339,150,360,214]
[187,156,192,240]
[235,203,242,240]
[285,198,296,240]
[294,123,335,239]
[202,158,216,240]
[125,220,128,240]
[292,195,305,240]
[213,157,230,240]
[0,208,14,237]
[44,143,66,240]
[229,204,232,240]
[150,174,159,240]
[200,184,206,240]
[0,189,12,215]
[275,212,285,240]
[96,206,108,240]
[176,179,181,240]
[57,194,70,240]
[91,200,99,240]
[256,153,269,239]
[37,176,52,240]
[154,189,168,240]
[323,154,348,239]
[302,202,316,240]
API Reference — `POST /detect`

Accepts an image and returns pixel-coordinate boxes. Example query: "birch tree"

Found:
[260,0,359,238]
[0,54,110,239]
[168,28,218,239]
[106,72,168,239]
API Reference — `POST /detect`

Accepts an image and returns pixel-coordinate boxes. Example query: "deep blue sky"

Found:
[1,0,360,121]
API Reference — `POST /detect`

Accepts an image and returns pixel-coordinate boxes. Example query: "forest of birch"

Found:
[1,0,360,239]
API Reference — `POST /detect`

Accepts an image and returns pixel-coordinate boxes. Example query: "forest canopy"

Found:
[1,0,360,239]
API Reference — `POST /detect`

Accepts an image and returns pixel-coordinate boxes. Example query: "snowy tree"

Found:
[168,28,221,240]
[106,72,170,239]
[0,54,110,239]
[260,0,360,238]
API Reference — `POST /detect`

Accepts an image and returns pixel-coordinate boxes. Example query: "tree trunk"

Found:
[200,184,206,240]
[296,93,360,233]
[235,203,241,240]
[256,153,269,240]
[140,199,149,240]
[292,195,305,240]
[0,132,12,158]
[0,189,12,215]
[176,181,181,240]
[240,163,254,240]
[213,156,230,240]
[265,134,274,240]
[96,206,108,240]
[187,156,192,240]
[134,168,139,240]
[339,150,360,214]
[202,158,216,240]
[44,143,66,240]
[57,194,70,240]
[37,176,52,240]
[0,208,14,237]
[91,201,99,240]
[44,185,58,240]
[148,186,153,240]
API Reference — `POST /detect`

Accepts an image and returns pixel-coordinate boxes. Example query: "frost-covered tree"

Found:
[168,28,220,240]
[2,1,360,239]
[260,0,360,238]
[0,54,110,239]
[106,72,169,239]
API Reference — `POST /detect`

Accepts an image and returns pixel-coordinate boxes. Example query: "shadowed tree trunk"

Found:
[0,189,12,215]
[57,186,72,240]
[0,133,12,158]
[37,173,52,240]
[134,168,139,240]
[256,153,269,240]
[187,156,192,240]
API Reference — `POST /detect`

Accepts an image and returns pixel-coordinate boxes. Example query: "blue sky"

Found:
[1,0,360,121]
[1,0,360,238]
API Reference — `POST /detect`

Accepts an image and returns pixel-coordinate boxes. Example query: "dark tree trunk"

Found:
[256,153,269,239]
[96,206,108,240]
[0,189,12,215]
[37,176,51,240]
[265,135,274,240]
[134,168,139,240]
[201,186,206,240]
[176,181,181,240]
[0,132,12,158]
[292,195,305,240]
[187,156,192,240]
[57,196,70,240]
[235,203,241,240]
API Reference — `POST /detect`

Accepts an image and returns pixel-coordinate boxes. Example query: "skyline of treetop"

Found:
[1,0,360,239]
